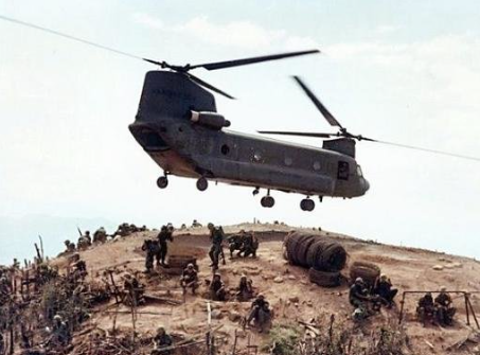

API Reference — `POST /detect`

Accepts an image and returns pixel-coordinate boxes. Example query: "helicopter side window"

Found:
[337,161,349,180]
[356,165,363,177]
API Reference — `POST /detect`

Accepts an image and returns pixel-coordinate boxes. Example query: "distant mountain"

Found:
[0,215,116,265]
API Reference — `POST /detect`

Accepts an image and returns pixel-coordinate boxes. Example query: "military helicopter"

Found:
[3,15,480,212]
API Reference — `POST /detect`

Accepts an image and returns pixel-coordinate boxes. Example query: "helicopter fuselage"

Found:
[129,71,369,202]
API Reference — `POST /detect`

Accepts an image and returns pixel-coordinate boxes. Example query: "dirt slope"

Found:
[54,223,480,354]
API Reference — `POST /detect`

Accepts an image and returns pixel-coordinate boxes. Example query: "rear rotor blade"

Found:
[293,76,343,129]
[190,49,320,71]
[186,72,236,100]
[258,131,335,138]
[371,139,480,162]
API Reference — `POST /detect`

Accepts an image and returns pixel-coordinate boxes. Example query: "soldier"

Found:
[373,274,398,308]
[237,275,254,301]
[349,277,372,320]
[435,287,456,326]
[191,219,202,228]
[142,239,161,273]
[239,231,258,258]
[180,263,199,295]
[47,315,71,349]
[157,225,174,266]
[208,223,225,268]
[71,258,88,282]
[416,292,435,325]
[123,274,145,306]
[246,295,271,333]
[93,227,107,244]
[210,273,227,301]
[152,326,173,355]
[64,240,76,253]
[0,332,4,355]
[228,231,245,258]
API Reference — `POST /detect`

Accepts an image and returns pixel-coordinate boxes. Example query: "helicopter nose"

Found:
[362,178,370,193]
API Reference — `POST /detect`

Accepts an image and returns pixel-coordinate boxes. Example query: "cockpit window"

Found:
[357,165,363,177]
[337,161,349,180]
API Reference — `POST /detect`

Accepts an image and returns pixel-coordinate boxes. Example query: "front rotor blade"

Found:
[371,140,480,162]
[186,73,236,100]
[258,131,335,138]
[190,49,320,71]
[293,76,343,129]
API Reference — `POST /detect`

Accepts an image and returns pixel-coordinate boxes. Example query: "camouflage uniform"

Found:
[239,232,258,258]
[210,274,227,301]
[435,288,456,326]
[142,239,161,272]
[152,327,173,355]
[123,274,145,306]
[247,295,271,332]
[48,315,71,349]
[373,274,398,307]
[157,226,174,266]
[208,224,225,268]
[416,293,435,324]
[228,232,245,258]
[93,227,107,244]
[180,264,198,295]
[237,276,254,301]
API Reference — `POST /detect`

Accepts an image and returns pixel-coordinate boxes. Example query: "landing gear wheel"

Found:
[157,176,168,189]
[300,198,315,211]
[196,177,208,191]
[260,196,275,208]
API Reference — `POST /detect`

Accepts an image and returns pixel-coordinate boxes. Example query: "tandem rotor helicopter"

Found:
[3,15,480,212]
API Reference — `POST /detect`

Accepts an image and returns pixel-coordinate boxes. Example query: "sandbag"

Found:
[308,268,341,288]
[349,261,380,286]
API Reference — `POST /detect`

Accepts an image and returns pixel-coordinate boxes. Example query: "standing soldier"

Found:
[123,274,145,306]
[152,326,173,355]
[180,263,199,295]
[157,225,174,267]
[208,223,225,268]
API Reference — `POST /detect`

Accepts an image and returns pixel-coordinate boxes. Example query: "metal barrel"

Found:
[284,231,347,272]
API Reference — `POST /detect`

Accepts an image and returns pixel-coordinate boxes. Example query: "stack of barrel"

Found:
[283,231,347,287]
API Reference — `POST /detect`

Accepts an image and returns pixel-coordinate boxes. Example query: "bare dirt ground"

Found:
[53,223,480,354]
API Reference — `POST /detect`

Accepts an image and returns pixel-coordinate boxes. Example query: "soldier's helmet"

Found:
[161,225,167,231]
[440,286,447,293]
[187,263,194,269]
[240,229,245,234]
[355,277,364,284]
[53,315,62,321]
[156,326,165,335]
[258,294,265,300]
[240,275,247,281]
[85,231,90,236]
[213,273,221,280]
[380,274,387,281]
[124,273,132,279]
[207,222,214,230]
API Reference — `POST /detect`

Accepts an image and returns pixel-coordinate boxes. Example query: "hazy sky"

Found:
[1,0,480,262]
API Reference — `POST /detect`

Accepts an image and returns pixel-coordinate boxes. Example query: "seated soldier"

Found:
[373,274,398,308]
[435,287,456,326]
[209,274,227,301]
[349,277,374,320]
[180,263,199,295]
[228,231,246,258]
[416,292,435,325]
[246,294,271,332]
[239,231,258,258]
[237,275,255,301]
[123,274,145,306]
[47,315,71,350]
[152,326,173,355]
